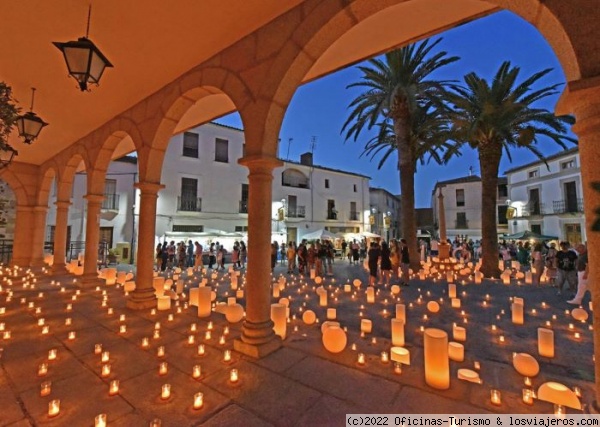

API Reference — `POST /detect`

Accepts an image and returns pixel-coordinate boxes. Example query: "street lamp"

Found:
[53,6,113,91]
[0,145,18,169]
[16,88,48,144]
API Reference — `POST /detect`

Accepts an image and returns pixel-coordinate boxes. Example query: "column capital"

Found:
[134,182,165,194]
[84,194,105,204]
[33,205,49,213]
[55,200,72,209]
[238,155,283,173]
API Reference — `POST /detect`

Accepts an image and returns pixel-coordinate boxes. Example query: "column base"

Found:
[51,264,69,275]
[233,319,282,358]
[438,243,450,260]
[79,273,101,287]
[126,288,157,310]
[234,336,282,358]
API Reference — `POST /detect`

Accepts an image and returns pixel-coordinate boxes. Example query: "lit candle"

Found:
[48,399,60,417]
[38,363,48,376]
[219,335,226,345]
[381,351,389,363]
[192,365,202,379]
[109,380,119,395]
[223,350,231,363]
[357,353,365,365]
[119,314,126,322]
[188,335,196,345]
[522,388,533,405]
[153,330,160,339]
[68,331,76,340]
[573,386,581,397]
[101,363,111,377]
[157,346,165,358]
[95,414,107,427]
[142,338,149,348]
[65,318,72,326]
[193,392,204,409]
[524,377,532,387]
[474,361,480,370]
[161,384,171,400]
[197,344,205,356]
[40,381,51,396]
[204,331,211,340]
[119,325,126,334]
[490,389,502,406]
[499,335,505,343]
[95,344,102,354]
[190,323,197,332]
[159,362,168,375]
[101,351,110,362]
[229,368,239,383]
[42,326,49,335]
[554,404,566,416]
[48,349,57,360]
[574,332,581,340]
[394,362,402,375]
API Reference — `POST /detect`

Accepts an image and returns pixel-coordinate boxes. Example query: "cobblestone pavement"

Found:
[0,260,593,426]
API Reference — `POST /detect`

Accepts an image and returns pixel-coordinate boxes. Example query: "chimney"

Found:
[300,152,313,166]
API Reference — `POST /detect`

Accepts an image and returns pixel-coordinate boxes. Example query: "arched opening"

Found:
[0,178,18,264]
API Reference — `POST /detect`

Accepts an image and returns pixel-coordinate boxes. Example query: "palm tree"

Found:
[342,38,459,270]
[447,61,576,277]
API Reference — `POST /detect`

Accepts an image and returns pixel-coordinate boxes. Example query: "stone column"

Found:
[437,187,450,260]
[81,194,104,285]
[127,182,163,310]
[11,205,34,267]
[30,206,49,267]
[565,80,600,408]
[52,200,71,274]
[234,155,283,358]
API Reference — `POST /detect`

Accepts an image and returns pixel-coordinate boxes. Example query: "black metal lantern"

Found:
[53,6,113,91]
[0,145,18,169]
[16,88,48,144]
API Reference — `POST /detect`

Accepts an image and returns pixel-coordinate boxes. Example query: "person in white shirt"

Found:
[430,239,439,257]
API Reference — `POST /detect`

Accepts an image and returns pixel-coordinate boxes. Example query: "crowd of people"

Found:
[154,240,247,272]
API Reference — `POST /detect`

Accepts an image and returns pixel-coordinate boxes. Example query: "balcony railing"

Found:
[553,198,584,214]
[239,200,248,213]
[326,211,338,220]
[521,202,545,217]
[101,193,119,211]
[454,220,469,229]
[177,196,202,212]
[349,211,360,221]
[287,206,306,218]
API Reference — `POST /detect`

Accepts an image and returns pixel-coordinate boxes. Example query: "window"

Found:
[327,199,336,220]
[172,225,204,232]
[325,179,330,189]
[215,138,229,163]
[456,212,468,229]
[531,224,542,234]
[102,179,118,210]
[235,225,249,232]
[350,201,358,221]
[497,184,508,198]
[240,184,249,213]
[561,159,575,170]
[497,205,508,225]
[353,184,357,192]
[179,178,200,211]
[183,132,199,158]
[528,169,539,178]
[456,189,465,207]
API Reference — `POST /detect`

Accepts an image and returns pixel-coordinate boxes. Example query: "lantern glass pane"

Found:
[89,50,107,83]
[24,119,44,138]
[63,46,92,75]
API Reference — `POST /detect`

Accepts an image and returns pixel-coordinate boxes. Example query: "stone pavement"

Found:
[0,259,594,426]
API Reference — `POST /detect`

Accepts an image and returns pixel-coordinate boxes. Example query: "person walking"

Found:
[390,239,400,282]
[545,242,558,286]
[568,243,588,305]
[367,241,381,287]
[231,242,240,270]
[239,241,247,269]
[286,242,296,274]
[399,238,410,286]
[186,240,194,268]
[194,241,204,271]
[208,243,216,269]
[380,241,392,286]
[155,243,163,271]
[555,241,578,296]
[531,242,544,285]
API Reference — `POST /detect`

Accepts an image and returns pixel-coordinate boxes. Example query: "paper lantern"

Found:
[366,287,375,303]
[318,289,327,307]
[537,382,581,409]
[302,310,316,325]
[197,287,212,318]
[153,277,165,296]
[271,303,287,340]
[525,271,532,284]
[451,298,461,308]
[448,342,464,362]
[157,296,170,311]
[571,308,588,321]
[326,308,336,320]
[538,328,554,358]
[474,272,483,284]
[344,284,351,292]
[427,301,440,313]
[353,279,361,288]
[390,346,410,365]
[361,319,372,334]
[391,318,405,346]
[322,325,347,353]
[390,285,400,295]
[424,328,449,389]
[189,288,199,307]
[310,269,316,279]
[446,271,454,283]
[225,304,244,323]
[457,369,481,383]
[512,303,524,325]
[320,321,340,334]
[273,286,280,298]
[448,284,456,298]
[396,304,406,322]
[512,353,540,377]
[453,325,466,342]
[123,281,136,292]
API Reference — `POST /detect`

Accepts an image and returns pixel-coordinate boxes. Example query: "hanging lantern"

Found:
[0,145,18,169]
[53,6,113,91]
[16,88,48,144]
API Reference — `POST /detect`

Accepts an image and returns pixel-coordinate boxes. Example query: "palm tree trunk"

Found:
[394,119,419,271]
[478,142,502,278]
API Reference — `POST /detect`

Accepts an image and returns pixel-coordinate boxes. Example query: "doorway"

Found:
[287,227,297,244]
[100,227,113,249]
[564,181,578,213]
[564,223,581,245]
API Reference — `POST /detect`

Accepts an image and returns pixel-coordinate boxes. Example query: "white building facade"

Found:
[505,147,585,244]
[45,122,371,258]
[369,187,401,241]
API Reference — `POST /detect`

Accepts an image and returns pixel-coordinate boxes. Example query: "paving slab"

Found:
[199,403,274,427]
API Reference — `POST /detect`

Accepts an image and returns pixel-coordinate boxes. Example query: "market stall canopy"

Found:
[361,231,381,238]
[303,229,338,241]
[503,230,558,241]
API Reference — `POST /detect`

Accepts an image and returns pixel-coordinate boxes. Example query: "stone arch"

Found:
[0,169,31,207]
[282,168,310,188]
[257,0,581,152]
[92,118,144,175]
[141,67,253,183]
[57,153,88,201]
[36,165,57,207]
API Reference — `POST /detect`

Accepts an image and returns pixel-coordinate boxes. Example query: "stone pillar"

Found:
[565,80,600,408]
[81,194,104,285]
[437,187,450,260]
[30,206,49,267]
[52,200,71,274]
[234,155,283,358]
[11,205,34,267]
[126,182,163,310]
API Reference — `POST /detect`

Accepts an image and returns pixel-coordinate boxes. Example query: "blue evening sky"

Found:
[215,10,574,208]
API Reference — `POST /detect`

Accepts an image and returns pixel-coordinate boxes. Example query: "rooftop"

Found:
[503,147,579,174]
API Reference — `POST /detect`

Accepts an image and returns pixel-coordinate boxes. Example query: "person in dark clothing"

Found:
[400,238,410,286]
[555,241,578,295]
[160,243,168,272]
[367,241,381,287]
[380,241,392,286]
